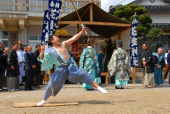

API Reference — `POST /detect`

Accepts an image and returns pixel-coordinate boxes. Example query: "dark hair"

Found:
[35,44,40,48]
[87,39,91,46]
[142,43,148,46]
[12,42,18,46]
[49,34,58,44]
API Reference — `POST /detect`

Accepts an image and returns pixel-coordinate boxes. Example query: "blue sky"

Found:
[101,0,134,11]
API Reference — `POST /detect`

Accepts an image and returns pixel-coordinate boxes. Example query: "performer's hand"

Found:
[41,45,45,51]
[11,65,14,70]
[81,27,87,34]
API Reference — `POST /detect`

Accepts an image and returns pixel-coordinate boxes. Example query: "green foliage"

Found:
[121,17,129,22]
[114,10,124,18]
[138,15,146,23]
[146,28,165,39]
[124,7,133,16]
[130,15,134,22]
[130,15,139,22]
[134,7,147,14]
[137,25,148,33]
[142,23,151,29]
[145,28,166,49]
[114,4,148,21]
[144,15,152,23]
[113,4,166,50]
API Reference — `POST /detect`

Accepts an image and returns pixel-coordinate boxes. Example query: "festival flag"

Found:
[130,15,138,67]
[41,0,63,48]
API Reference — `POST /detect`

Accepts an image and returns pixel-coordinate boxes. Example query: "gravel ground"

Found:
[0,84,170,114]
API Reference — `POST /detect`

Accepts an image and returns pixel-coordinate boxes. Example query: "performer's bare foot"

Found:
[37,100,46,106]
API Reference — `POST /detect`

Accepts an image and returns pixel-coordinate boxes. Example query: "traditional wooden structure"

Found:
[56,2,136,84]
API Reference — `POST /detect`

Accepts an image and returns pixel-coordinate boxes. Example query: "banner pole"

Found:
[132,67,136,84]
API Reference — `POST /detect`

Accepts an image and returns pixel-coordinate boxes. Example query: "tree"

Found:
[113,4,166,50]
[145,28,166,51]
[114,4,152,36]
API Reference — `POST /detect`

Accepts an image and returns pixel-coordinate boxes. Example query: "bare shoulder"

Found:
[60,42,67,49]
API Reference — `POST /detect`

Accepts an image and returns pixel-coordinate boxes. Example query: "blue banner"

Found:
[41,0,62,47]
[130,15,138,67]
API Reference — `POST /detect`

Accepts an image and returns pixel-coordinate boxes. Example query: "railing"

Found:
[0,0,101,13]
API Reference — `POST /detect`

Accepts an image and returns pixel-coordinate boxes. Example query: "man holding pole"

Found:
[37,27,107,106]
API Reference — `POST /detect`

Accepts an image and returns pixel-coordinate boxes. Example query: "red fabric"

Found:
[74,42,78,52]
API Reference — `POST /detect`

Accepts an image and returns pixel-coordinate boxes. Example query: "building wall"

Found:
[60,25,92,36]
[149,14,170,23]
[79,1,89,6]
[18,27,27,45]
[137,0,170,5]
[27,25,42,36]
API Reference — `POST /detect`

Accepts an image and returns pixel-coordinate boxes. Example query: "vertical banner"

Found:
[48,0,62,35]
[41,0,62,48]
[41,10,49,48]
[130,15,138,67]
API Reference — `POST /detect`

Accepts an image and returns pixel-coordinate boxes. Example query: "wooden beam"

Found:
[118,32,121,40]
[58,21,131,27]
[163,29,170,33]
[90,3,93,22]
[19,19,25,31]
[13,102,78,108]
[0,18,6,30]
[58,35,108,39]
[80,4,91,18]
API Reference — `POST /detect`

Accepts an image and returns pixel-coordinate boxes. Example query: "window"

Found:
[0,31,8,48]
[65,1,78,7]
[28,35,41,52]
[63,1,78,13]
[29,0,47,12]
[0,0,15,11]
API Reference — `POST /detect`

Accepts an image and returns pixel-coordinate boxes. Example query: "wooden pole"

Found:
[132,67,136,84]
[118,32,121,40]
[90,3,93,22]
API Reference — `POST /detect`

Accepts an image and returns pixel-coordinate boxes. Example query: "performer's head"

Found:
[142,43,148,51]
[49,34,60,46]
[117,40,122,48]
[87,39,91,46]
